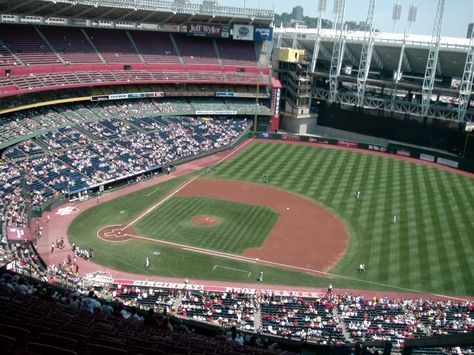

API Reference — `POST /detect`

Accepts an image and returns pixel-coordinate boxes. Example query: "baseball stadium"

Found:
[0,0,473,354]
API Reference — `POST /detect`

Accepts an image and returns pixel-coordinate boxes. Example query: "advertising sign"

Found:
[396,149,411,157]
[368,144,387,152]
[195,110,237,115]
[436,157,459,168]
[420,153,435,163]
[253,26,273,41]
[187,23,222,37]
[215,92,235,97]
[337,140,358,148]
[233,24,254,41]
[281,134,301,141]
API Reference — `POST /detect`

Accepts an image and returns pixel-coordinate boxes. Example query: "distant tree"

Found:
[273,12,376,32]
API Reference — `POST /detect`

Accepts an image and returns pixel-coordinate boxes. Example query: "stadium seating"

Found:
[0,24,269,98]
[0,100,252,231]
[0,25,61,66]
[174,34,219,65]
[85,28,142,64]
[129,31,180,64]
[0,276,280,354]
[217,39,258,67]
[38,27,103,65]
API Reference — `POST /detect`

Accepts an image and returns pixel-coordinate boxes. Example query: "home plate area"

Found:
[97,225,137,242]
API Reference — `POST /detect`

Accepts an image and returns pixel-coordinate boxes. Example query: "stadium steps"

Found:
[333,307,352,342]
[253,306,262,330]
[74,126,101,141]
[169,33,185,65]
[0,38,25,67]
[31,137,54,153]
[80,28,107,64]
[34,27,67,65]
[212,39,223,66]
[126,31,146,65]
[125,119,149,133]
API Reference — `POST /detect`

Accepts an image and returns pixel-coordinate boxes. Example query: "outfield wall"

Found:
[256,132,474,174]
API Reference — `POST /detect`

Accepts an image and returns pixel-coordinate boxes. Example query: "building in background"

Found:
[292,6,304,22]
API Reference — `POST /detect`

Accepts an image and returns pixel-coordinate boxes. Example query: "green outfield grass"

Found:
[68,141,474,295]
[134,196,278,253]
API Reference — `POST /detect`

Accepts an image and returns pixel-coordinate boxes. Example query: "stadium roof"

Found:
[276,28,471,78]
[0,0,273,25]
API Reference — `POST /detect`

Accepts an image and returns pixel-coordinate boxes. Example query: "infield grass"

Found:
[135,196,278,253]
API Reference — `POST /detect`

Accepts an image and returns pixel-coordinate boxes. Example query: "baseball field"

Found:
[68,141,474,296]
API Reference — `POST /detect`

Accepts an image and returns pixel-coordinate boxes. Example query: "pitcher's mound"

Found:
[192,215,220,227]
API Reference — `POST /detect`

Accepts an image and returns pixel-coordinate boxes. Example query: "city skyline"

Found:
[217,0,474,38]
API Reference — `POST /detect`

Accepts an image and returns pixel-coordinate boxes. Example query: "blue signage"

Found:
[254,26,273,41]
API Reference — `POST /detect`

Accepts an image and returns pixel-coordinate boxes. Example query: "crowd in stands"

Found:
[336,293,474,342]
[0,270,282,354]
[0,98,268,147]
[0,99,251,258]
[0,264,472,353]
[179,289,257,330]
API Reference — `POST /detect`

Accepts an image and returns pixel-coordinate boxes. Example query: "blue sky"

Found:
[217,0,474,38]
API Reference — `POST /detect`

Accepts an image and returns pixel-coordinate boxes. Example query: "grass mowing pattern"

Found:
[69,174,396,290]
[68,142,474,295]
[134,196,278,254]
[211,142,474,296]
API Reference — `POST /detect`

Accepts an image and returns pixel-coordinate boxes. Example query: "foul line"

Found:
[124,138,254,230]
[125,176,199,228]
[144,187,160,197]
[125,234,469,301]
[213,265,252,278]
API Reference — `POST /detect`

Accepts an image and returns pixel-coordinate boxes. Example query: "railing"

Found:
[41,0,274,20]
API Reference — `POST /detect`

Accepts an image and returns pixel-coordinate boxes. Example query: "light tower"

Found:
[356,0,376,108]
[421,0,445,117]
[392,1,402,33]
[457,26,474,122]
[311,0,327,73]
[407,3,417,34]
[328,0,346,103]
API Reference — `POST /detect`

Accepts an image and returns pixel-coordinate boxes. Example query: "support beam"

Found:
[116,9,139,21]
[422,0,445,117]
[371,48,384,69]
[292,32,298,49]
[6,0,36,12]
[356,0,376,107]
[402,47,412,72]
[32,2,56,14]
[319,44,332,59]
[100,8,123,20]
[159,13,177,25]
[51,4,76,16]
[139,11,159,22]
[311,4,325,73]
[276,26,283,49]
[75,6,96,18]
[344,44,358,67]
[329,0,346,103]
[311,38,321,73]
[457,26,474,122]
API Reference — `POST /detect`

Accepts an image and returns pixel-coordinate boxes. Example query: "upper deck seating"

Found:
[38,27,102,64]
[0,25,61,66]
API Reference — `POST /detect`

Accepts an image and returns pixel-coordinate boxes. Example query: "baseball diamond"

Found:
[65,140,474,296]
[2,1,474,352]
